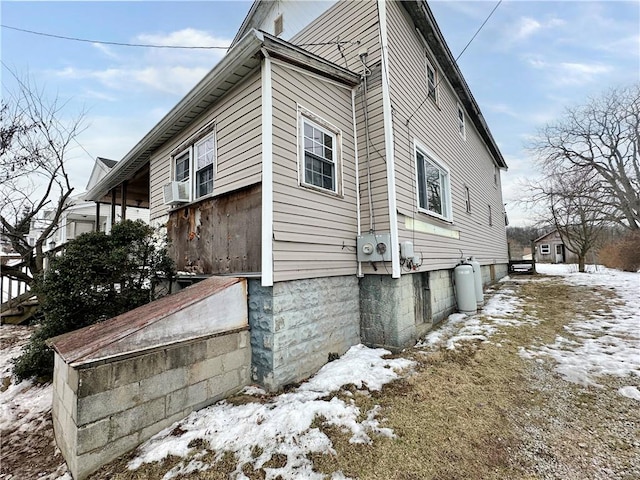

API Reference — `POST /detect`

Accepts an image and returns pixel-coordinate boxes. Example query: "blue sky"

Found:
[1,0,639,226]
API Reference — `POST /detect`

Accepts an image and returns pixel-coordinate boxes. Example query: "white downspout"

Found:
[352,87,363,278]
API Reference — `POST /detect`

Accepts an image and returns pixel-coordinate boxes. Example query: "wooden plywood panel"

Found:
[167,184,262,275]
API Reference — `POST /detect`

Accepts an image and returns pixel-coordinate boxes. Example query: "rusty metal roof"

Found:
[49,276,246,366]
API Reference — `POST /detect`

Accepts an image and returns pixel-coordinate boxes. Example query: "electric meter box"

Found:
[356,233,392,262]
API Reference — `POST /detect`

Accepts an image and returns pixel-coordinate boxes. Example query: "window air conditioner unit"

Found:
[163,181,189,205]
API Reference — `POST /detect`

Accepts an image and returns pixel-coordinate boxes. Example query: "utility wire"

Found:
[405,0,502,125]
[1,24,230,49]
[1,23,362,51]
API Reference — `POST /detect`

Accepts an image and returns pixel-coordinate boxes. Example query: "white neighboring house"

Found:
[27,157,150,253]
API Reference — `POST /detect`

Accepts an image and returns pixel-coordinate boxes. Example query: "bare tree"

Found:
[527,169,608,272]
[1,74,86,306]
[532,84,640,230]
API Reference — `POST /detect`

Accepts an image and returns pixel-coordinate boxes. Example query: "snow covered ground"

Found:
[130,345,413,480]
[519,264,640,399]
[0,263,637,479]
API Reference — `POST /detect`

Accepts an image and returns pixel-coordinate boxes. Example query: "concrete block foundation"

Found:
[360,264,508,350]
[248,276,361,391]
[52,330,250,480]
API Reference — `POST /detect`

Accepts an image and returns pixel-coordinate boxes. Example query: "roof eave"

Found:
[400,0,507,170]
[85,30,265,202]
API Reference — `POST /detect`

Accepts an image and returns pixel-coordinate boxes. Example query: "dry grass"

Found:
[90,276,638,480]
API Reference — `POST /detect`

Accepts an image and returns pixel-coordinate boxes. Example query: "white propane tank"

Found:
[454,263,477,315]
[469,256,484,307]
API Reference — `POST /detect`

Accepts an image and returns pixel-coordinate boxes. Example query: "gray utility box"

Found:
[356,233,392,262]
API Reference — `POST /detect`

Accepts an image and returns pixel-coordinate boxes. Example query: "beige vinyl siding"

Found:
[149,71,262,220]
[386,1,508,270]
[354,63,390,236]
[291,0,381,71]
[270,61,358,282]
[292,0,391,276]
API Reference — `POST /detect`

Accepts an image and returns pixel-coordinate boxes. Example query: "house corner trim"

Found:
[378,0,401,278]
[261,51,274,287]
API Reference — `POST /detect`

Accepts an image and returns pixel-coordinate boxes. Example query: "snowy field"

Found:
[0,263,637,479]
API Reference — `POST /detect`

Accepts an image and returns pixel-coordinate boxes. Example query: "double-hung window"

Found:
[540,244,550,255]
[416,143,451,221]
[457,104,466,138]
[300,111,340,194]
[195,135,215,198]
[170,132,216,203]
[464,186,471,213]
[174,152,190,183]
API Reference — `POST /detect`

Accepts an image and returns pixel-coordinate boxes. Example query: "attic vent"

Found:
[274,14,283,36]
[163,181,189,205]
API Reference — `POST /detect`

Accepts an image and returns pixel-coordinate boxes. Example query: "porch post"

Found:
[120,181,128,221]
[95,202,101,232]
[111,189,117,229]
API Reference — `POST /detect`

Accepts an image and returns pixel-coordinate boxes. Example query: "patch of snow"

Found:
[242,385,268,396]
[522,265,639,388]
[128,345,414,480]
[618,386,640,401]
[0,326,52,433]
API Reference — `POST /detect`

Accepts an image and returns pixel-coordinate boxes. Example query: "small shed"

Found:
[534,230,567,264]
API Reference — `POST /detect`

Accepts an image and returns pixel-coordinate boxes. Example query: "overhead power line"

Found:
[0,24,230,49]
[405,0,503,125]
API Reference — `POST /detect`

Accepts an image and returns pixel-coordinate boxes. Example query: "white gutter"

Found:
[378,0,401,278]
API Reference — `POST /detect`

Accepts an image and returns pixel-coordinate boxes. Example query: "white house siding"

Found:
[270,61,358,282]
[386,1,508,271]
[149,72,263,221]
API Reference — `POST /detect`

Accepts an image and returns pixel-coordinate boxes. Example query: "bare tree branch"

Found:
[531,84,640,230]
[1,72,86,295]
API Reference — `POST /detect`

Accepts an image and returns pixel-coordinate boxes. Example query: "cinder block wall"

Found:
[359,265,513,350]
[428,269,456,324]
[52,330,250,480]
[248,276,360,391]
[360,274,418,349]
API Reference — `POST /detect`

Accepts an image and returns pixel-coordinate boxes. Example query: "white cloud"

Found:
[514,17,542,40]
[506,16,566,43]
[53,28,231,97]
[136,28,229,49]
[92,42,119,59]
[525,57,612,87]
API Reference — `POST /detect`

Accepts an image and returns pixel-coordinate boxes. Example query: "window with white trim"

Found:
[457,104,466,138]
[174,151,190,182]
[416,144,451,220]
[540,244,550,255]
[426,59,438,103]
[300,112,340,194]
[195,135,215,198]
[171,132,216,201]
